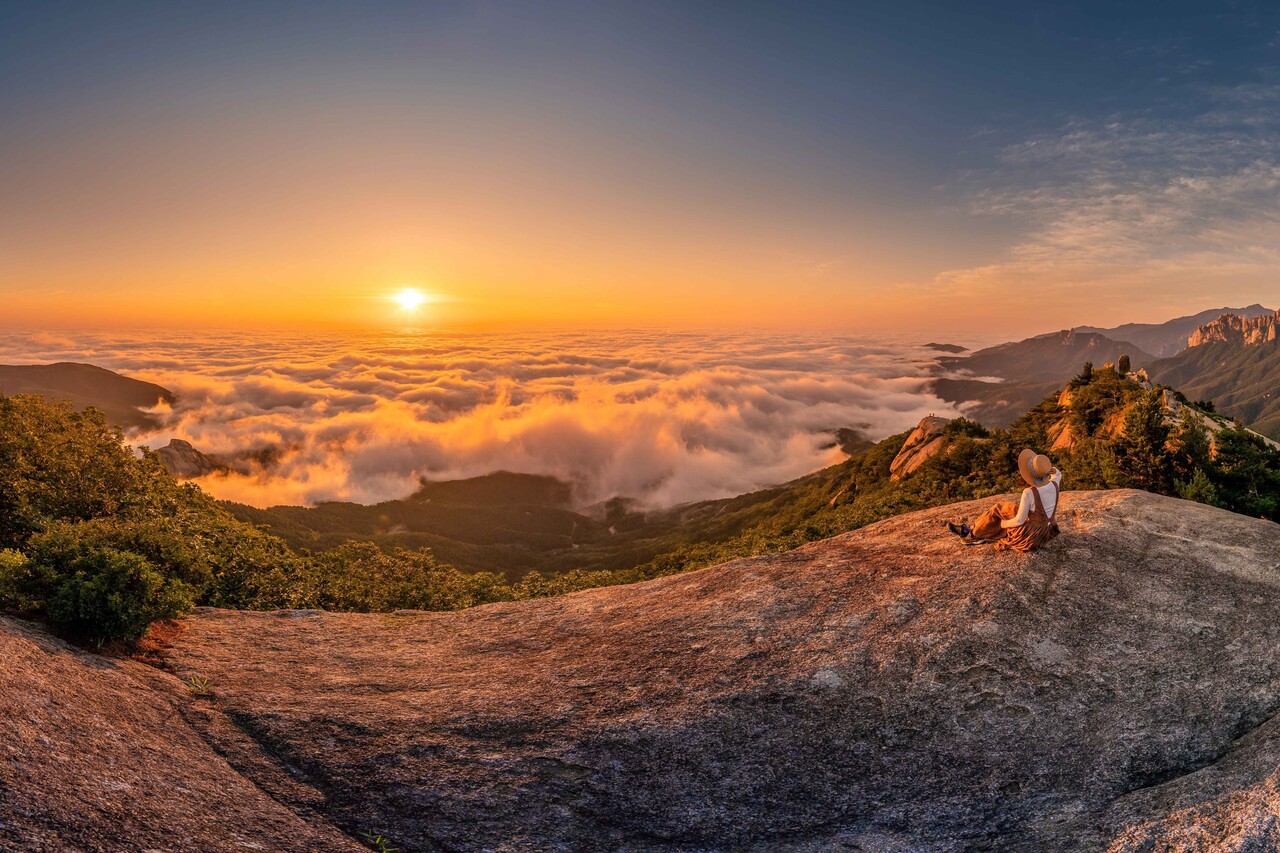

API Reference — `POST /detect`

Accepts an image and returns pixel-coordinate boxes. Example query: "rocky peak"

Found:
[151,438,218,479]
[889,414,951,480]
[1187,309,1280,348]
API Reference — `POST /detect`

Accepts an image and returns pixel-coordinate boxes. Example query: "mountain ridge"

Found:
[0,362,173,430]
[932,329,1151,427]
[1148,308,1280,439]
[1076,303,1274,357]
[938,305,1280,437]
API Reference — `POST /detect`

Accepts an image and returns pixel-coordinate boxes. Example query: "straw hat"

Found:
[1018,449,1054,488]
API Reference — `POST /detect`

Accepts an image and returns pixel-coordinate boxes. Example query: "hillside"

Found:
[933,330,1152,427]
[223,469,831,577]
[221,361,1280,587]
[1149,309,1280,439]
[0,362,173,430]
[1077,304,1274,358]
[4,490,1280,851]
[935,306,1276,430]
[938,329,1153,383]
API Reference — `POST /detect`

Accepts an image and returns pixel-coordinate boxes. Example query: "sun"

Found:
[392,287,428,311]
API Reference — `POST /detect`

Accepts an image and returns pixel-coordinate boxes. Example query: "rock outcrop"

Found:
[1187,310,1280,348]
[1077,304,1274,359]
[888,414,951,479]
[151,438,219,478]
[5,490,1280,852]
[1150,311,1280,440]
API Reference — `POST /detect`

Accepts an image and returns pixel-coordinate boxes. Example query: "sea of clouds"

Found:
[0,329,962,509]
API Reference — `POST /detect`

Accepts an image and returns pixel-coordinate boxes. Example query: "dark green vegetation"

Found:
[0,396,517,644]
[224,470,826,578]
[0,362,173,429]
[1150,338,1280,440]
[4,364,1279,645]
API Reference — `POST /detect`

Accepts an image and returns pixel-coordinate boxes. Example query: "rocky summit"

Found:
[151,438,219,478]
[1187,310,1280,348]
[4,490,1280,852]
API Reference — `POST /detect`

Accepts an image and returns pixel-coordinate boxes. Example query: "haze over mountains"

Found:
[0,330,951,509]
[2,302,1277,548]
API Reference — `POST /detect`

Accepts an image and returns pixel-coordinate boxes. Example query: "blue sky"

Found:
[2,1,1278,331]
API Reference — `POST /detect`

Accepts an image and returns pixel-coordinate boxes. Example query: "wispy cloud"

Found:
[0,329,956,508]
[935,82,1280,312]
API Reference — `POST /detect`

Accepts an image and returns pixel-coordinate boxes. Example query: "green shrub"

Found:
[0,396,161,549]
[0,548,33,610]
[1177,468,1223,508]
[306,542,514,612]
[35,543,193,645]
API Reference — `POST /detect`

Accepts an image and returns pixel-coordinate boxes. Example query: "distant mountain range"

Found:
[935,305,1278,432]
[0,362,172,429]
[1076,303,1274,358]
[1147,309,1280,438]
[933,329,1155,426]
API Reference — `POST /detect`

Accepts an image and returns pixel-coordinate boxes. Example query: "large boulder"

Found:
[150,438,219,478]
[889,414,951,480]
[4,490,1280,851]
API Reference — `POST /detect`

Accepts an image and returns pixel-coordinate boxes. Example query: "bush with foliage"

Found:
[0,396,322,642]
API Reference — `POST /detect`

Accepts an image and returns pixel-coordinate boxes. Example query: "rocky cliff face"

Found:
[1187,310,1280,348]
[4,490,1280,852]
[888,414,951,479]
[1078,304,1274,358]
[151,438,219,478]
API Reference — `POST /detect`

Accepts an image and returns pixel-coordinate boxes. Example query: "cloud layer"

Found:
[0,329,957,508]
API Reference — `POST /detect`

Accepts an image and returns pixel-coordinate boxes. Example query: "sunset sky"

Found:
[3,1,1279,335]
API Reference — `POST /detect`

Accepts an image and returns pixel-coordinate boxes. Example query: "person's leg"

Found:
[971,501,1020,540]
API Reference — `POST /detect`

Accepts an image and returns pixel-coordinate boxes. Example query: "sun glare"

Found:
[393,288,429,311]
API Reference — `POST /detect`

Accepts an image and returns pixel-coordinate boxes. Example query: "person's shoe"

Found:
[947,521,972,538]
[962,534,990,546]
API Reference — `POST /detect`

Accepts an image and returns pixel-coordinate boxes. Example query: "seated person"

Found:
[948,450,1062,552]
